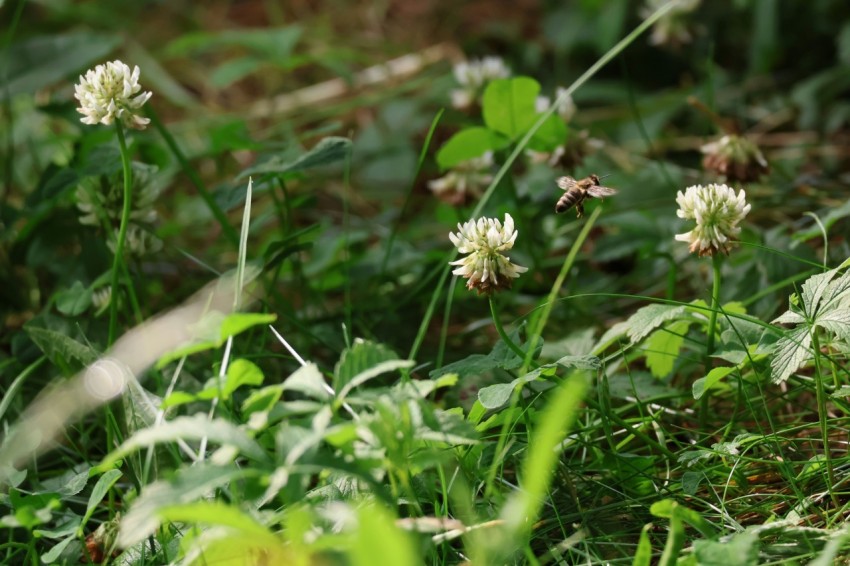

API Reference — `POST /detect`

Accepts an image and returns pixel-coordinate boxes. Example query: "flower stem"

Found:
[811,329,838,506]
[700,254,722,429]
[108,123,134,346]
[489,296,527,362]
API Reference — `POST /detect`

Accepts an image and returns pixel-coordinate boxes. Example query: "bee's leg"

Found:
[576,203,585,218]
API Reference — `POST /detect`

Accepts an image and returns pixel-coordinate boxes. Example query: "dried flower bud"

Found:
[428,152,494,205]
[701,134,769,183]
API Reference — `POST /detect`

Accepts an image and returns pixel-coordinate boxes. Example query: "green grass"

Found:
[2,0,850,564]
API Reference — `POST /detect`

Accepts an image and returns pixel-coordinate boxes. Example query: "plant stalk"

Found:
[812,330,838,506]
[108,123,134,347]
[700,254,722,428]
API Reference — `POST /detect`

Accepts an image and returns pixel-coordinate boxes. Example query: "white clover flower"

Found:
[74,60,152,130]
[428,152,494,205]
[700,134,769,182]
[675,183,751,257]
[449,213,528,294]
[450,56,511,109]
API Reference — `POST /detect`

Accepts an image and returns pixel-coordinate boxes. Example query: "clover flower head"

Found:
[701,134,769,182]
[451,56,511,109]
[428,152,494,205]
[449,213,528,294]
[675,183,750,257]
[74,60,152,130]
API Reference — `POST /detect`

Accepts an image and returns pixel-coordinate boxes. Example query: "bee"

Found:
[555,174,618,218]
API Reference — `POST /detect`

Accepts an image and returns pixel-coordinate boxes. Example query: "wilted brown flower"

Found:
[701,134,769,183]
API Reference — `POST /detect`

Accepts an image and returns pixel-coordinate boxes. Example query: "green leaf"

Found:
[97,415,269,471]
[334,340,399,392]
[166,26,302,60]
[815,308,850,341]
[644,320,690,378]
[23,324,98,366]
[55,282,92,316]
[435,127,508,170]
[770,325,812,384]
[351,504,421,566]
[285,362,332,400]
[694,530,759,566]
[39,535,77,564]
[681,472,703,496]
[632,524,653,566]
[211,56,263,88]
[499,372,588,536]
[693,366,736,400]
[220,312,278,341]
[222,358,264,399]
[477,382,515,410]
[119,464,251,547]
[1,32,120,100]
[238,137,352,178]
[625,304,686,343]
[526,113,568,152]
[79,469,121,535]
[158,501,278,544]
[337,359,415,400]
[482,77,540,139]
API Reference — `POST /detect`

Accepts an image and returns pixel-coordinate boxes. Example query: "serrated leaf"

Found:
[815,308,850,341]
[625,304,686,343]
[645,320,691,378]
[238,137,352,178]
[96,415,269,471]
[771,310,806,325]
[23,324,98,366]
[693,366,735,400]
[593,320,629,354]
[553,354,600,370]
[337,359,415,400]
[801,267,839,317]
[820,269,850,313]
[334,340,398,392]
[482,77,540,139]
[770,325,812,384]
[435,127,509,170]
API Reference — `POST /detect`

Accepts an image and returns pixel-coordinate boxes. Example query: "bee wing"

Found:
[556,176,579,191]
[586,185,618,198]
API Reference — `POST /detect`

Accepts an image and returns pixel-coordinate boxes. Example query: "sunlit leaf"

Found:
[482,77,540,139]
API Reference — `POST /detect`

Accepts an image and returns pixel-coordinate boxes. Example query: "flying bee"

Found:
[555,174,618,218]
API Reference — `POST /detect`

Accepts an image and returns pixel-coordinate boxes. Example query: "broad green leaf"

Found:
[482,77,540,139]
[645,320,690,378]
[625,304,686,343]
[694,530,759,566]
[593,320,629,354]
[334,340,399,392]
[770,325,812,384]
[211,56,262,88]
[693,366,735,400]
[351,504,421,566]
[801,267,839,316]
[242,383,285,415]
[220,312,278,340]
[818,268,850,313]
[681,472,703,496]
[55,282,92,316]
[1,32,120,100]
[435,127,508,170]
[526,113,569,152]
[238,137,352,178]
[23,324,98,366]
[222,358,265,398]
[158,501,278,543]
[79,469,121,535]
[97,415,269,471]
[477,382,515,410]
[815,308,850,341]
[39,535,77,564]
[119,464,251,547]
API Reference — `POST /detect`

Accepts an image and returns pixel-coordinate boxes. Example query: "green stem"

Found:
[146,107,240,247]
[700,254,722,429]
[811,330,838,506]
[108,123,134,347]
[658,512,685,566]
[489,296,527,362]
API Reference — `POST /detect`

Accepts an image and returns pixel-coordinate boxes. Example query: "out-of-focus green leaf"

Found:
[435,127,508,170]
[238,137,352,179]
[482,77,540,140]
[55,281,92,316]
[1,32,120,100]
